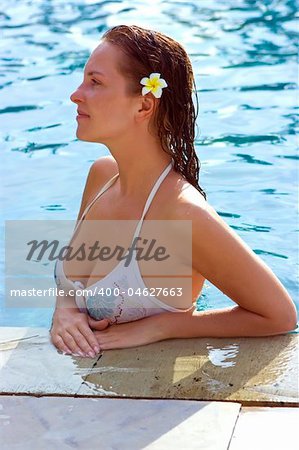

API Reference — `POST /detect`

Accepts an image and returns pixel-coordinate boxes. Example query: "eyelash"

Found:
[91,78,101,85]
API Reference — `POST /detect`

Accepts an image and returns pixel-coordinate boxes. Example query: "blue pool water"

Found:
[1,0,298,330]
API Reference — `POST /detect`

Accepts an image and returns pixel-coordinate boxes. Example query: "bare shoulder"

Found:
[77,155,118,220]
[89,155,119,182]
[85,155,118,200]
[166,174,214,219]
[91,154,118,171]
[171,182,252,261]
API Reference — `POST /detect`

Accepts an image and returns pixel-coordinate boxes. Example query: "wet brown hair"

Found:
[102,25,207,200]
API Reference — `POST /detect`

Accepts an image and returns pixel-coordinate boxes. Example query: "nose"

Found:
[70,84,84,104]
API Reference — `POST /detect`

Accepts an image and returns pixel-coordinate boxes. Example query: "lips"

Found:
[77,109,90,117]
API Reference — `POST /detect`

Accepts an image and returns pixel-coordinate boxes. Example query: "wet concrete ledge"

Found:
[0,327,298,406]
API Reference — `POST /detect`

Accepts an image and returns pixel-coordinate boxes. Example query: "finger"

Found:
[63,331,90,357]
[94,331,122,350]
[52,335,73,355]
[94,337,118,350]
[78,323,102,354]
[87,317,110,331]
[67,327,101,357]
[50,331,72,353]
[94,329,142,350]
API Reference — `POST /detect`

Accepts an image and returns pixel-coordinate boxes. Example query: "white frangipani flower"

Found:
[140,72,168,98]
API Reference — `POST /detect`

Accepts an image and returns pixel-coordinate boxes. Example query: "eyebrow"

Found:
[87,70,106,77]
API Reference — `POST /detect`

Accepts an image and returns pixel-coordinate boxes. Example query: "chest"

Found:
[63,185,205,307]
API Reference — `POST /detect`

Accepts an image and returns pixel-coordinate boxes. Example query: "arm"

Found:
[159,201,297,339]
[152,305,297,341]
[88,298,297,351]
[91,200,297,350]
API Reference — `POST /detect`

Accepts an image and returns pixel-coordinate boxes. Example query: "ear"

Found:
[135,94,157,122]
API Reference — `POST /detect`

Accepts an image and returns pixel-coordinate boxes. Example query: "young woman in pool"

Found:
[50,25,297,358]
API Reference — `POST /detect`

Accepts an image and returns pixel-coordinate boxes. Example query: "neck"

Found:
[105,134,172,198]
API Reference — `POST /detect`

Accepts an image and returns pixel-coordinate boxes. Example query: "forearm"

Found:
[155,305,297,340]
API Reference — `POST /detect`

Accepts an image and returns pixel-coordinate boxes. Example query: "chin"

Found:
[76,131,93,142]
[76,133,106,145]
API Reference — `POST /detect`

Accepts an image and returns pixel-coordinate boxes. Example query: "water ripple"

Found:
[200,134,284,147]
[0,105,43,114]
[11,142,68,154]
[231,224,272,233]
[254,249,288,259]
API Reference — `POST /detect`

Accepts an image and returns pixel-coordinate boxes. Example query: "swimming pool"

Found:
[1,0,298,330]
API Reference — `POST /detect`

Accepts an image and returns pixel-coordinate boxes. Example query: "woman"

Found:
[50,25,297,358]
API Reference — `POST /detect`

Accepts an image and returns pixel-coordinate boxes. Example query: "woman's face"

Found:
[70,41,138,144]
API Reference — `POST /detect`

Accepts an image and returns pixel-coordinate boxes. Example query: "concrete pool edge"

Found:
[0,326,298,406]
[1,395,298,450]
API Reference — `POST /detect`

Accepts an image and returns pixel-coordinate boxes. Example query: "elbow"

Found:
[275,319,298,335]
[282,301,298,332]
[269,305,298,335]
[282,315,298,333]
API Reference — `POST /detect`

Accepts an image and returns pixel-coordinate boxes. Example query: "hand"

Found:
[87,315,166,350]
[50,307,109,357]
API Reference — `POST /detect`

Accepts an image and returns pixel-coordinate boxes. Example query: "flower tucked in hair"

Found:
[140,73,168,98]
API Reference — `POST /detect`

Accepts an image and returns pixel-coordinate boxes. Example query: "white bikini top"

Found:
[54,160,193,324]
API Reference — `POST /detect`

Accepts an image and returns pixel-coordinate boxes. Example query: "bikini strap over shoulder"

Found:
[131,160,173,243]
[72,172,119,235]
[71,160,172,249]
